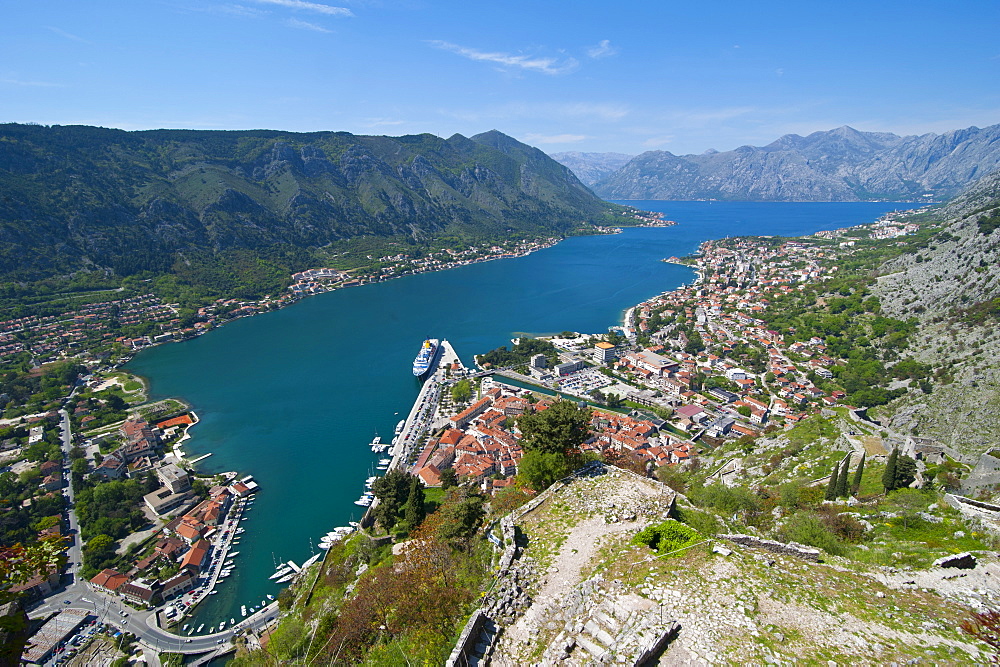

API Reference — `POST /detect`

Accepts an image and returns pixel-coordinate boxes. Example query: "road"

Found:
[35,408,278,658]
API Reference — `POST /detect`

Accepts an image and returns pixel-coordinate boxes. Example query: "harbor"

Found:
[125,208,897,631]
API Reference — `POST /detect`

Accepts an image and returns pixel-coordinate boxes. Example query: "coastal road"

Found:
[58,409,85,586]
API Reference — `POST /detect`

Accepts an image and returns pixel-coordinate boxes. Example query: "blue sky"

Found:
[2,0,998,156]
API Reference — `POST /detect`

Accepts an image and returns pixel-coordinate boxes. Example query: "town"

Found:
[403,214,923,494]
[2,210,927,664]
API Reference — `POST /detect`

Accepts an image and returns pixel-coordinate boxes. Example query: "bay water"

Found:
[125,201,911,627]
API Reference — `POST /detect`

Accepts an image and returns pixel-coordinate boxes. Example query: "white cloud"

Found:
[0,78,62,87]
[523,133,587,144]
[45,26,92,44]
[250,0,352,16]
[285,18,332,31]
[364,118,407,127]
[210,4,270,18]
[427,41,577,75]
[775,68,784,76]
[587,39,617,59]
[643,135,674,148]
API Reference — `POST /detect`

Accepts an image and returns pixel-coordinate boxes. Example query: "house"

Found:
[180,538,211,573]
[118,578,159,607]
[92,455,127,480]
[161,571,197,600]
[176,519,205,545]
[416,464,442,487]
[8,570,61,602]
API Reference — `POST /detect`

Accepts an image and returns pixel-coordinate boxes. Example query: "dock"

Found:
[361,339,457,527]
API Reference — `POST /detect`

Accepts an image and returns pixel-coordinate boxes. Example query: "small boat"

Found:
[228,551,240,557]
[197,624,205,633]
[182,624,190,632]
[266,594,275,601]
[395,419,405,434]
[208,590,218,595]
[220,620,226,630]
[230,618,235,625]
[276,573,294,583]
[270,566,292,580]
[241,605,247,617]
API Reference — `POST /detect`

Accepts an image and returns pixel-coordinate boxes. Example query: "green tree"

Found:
[851,453,865,495]
[825,464,839,501]
[438,468,457,489]
[517,450,571,492]
[70,458,88,476]
[836,458,850,498]
[402,478,426,531]
[371,470,414,531]
[450,379,472,404]
[517,400,591,455]
[893,454,917,491]
[882,448,899,493]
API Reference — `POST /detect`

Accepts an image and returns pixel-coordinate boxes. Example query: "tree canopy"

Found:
[517,400,592,455]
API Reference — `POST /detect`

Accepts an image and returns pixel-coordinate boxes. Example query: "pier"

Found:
[389,339,455,472]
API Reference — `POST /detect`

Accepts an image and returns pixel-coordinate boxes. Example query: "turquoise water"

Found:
[125,201,909,627]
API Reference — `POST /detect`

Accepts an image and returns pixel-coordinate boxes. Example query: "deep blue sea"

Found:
[125,200,910,627]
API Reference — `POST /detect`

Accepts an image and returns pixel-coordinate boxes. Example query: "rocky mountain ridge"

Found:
[548,151,633,187]
[591,124,1000,202]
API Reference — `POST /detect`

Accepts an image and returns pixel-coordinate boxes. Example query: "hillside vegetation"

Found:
[0,124,625,285]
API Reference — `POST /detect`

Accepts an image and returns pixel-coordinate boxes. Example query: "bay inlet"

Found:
[124,200,911,626]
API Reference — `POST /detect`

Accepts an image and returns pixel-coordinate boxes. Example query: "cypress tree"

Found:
[403,477,426,530]
[825,463,840,501]
[851,453,866,495]
[882,448,899,493]
[836,458,850,498]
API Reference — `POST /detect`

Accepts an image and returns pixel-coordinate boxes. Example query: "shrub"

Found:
[778,512,845,556]
[632,520,701,555]
[676,506,722,536]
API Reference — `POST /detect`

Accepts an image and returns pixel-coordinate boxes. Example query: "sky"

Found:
[2,0,999,156]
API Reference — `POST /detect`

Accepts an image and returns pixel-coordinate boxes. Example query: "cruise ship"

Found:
[412,338,439,377]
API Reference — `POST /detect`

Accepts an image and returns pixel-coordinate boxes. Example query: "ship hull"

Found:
[412,338,439,377]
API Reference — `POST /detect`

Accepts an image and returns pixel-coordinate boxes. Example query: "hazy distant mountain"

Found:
[593,124,1000,201]
[549,151,634,187]
[0,124,618,281]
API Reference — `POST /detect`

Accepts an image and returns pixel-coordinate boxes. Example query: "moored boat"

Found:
[412,338,439,377]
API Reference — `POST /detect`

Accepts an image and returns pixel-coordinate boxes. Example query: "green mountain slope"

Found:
[0,124,617,281]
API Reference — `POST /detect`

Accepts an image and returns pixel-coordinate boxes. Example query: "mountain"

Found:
[548,151,634,187]
[0,124,617,281]
[593,124,1000,202]
[870,168,1000,453]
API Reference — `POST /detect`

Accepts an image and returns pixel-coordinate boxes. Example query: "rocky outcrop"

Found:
[720,534,823,561]
[933,552,978,569]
